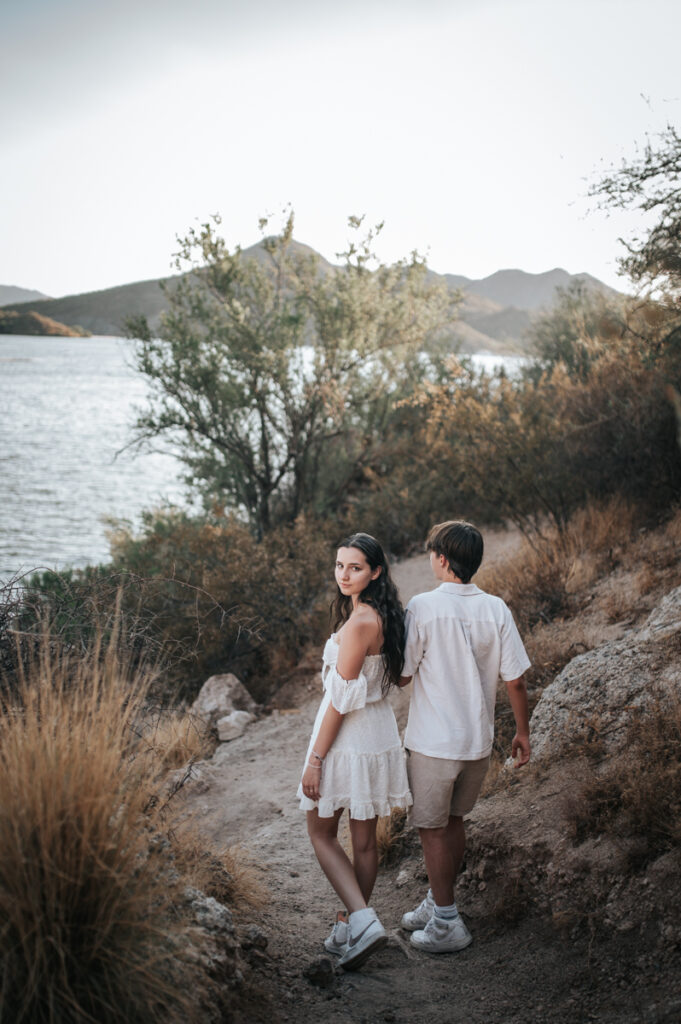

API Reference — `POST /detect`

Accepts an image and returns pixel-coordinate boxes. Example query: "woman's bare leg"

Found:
[307,809,367,913]
[349,816,379,904]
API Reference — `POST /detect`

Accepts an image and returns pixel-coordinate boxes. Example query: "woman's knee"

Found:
[349,817,378,855]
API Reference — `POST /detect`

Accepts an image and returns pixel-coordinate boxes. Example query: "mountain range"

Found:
[0,244,621,353]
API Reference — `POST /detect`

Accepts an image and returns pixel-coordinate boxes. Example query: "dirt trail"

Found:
[177,529,650,1024]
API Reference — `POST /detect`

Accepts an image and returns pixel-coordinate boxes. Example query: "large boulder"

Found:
[191,673,258,728]
[530,585,681,761]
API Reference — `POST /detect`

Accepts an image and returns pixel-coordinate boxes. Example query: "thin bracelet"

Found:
[307,759,322,769]
[311,750,324,763]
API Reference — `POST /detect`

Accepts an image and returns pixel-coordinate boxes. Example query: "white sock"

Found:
[434,901,458,920]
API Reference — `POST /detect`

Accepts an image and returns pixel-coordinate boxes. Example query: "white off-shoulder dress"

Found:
[297,634,413,820]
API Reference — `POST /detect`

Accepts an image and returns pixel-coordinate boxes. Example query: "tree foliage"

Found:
[528,279,627,381]
[591,125,681,299]
[128,214,457,536]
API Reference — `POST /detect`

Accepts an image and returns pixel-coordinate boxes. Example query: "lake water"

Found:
[1,336,189,579]
[0,336,522,578]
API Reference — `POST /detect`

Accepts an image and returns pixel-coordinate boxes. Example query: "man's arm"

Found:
[504,675,531,766]
[401,606,423,688]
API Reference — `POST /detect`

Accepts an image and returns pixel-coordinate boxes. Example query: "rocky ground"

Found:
[172,529,681,1024]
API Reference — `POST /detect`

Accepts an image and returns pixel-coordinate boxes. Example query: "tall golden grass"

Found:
[140,707,214,770]
[0,636,195,1024]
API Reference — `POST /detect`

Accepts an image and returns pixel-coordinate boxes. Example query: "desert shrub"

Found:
[476,497,643,635]
[16,512,338,704]
[108,511,335,702]
[0,638,199,1024]
[563,693,681,861]
[8,565,205,700]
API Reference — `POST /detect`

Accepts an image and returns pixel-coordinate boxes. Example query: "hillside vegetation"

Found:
[0,309,90,336]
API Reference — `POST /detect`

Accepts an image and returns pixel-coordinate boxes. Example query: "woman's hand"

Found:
[302,763,322,801]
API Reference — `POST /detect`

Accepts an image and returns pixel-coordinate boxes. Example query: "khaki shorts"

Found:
[407,750,490,828]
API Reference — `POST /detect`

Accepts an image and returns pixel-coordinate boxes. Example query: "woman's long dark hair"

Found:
[331,533,405,694]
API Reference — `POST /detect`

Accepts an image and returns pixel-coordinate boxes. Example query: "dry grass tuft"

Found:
[523,624,589,690]
[629,506,681,597]
[477,496,642,635]
[377,808,411,866]
[563,693,681,859]
[0,636,196,1023]
[171,830,267,915]
[141,708,214,770]
[600,585,642,625]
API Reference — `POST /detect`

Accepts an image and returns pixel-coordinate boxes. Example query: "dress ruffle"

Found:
[324,665,368,714]
[297,745,413,819]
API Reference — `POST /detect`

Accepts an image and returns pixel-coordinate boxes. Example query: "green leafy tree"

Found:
[128,214,456,536]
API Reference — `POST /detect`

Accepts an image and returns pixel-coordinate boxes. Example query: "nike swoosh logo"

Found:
[348,921,374,947]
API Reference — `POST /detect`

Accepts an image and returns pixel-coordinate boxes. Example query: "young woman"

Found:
[297,533,412,971]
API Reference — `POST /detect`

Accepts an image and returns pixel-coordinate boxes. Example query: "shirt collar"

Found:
[437,582,482,596]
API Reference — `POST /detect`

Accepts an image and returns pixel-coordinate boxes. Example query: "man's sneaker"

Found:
[324,918,348,956]
[410,911,472,953]
[338,908,387,971]
[401,890,435,931]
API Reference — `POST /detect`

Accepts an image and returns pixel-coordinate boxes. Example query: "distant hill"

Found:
[0,284,50,306]
[2,277,174,338]
[0,310,90,337]
[445,267,621,311]
[2,246,622,352]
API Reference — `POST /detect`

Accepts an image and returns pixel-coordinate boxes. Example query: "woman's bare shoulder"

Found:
[344,605,382,643]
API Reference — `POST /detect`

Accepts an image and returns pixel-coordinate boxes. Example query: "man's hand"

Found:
[511,731,531,767]
[505,676,530,767]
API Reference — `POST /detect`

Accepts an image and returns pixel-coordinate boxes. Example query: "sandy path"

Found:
[178,527,643,1023]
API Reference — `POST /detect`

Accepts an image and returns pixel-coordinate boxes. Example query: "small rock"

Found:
[395,868,411,888]
[303,957,336,989]
[242,924,268,951]
[217,709,255,741]
[192,673,258,728]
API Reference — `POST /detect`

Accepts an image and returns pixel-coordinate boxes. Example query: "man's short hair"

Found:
[426,521,484,583]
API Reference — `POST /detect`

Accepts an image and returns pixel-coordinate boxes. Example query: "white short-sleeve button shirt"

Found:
[403,582,531,760]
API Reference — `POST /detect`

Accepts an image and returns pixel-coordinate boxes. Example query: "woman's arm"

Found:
[301,703,344,801]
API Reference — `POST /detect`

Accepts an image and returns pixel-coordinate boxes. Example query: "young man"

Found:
[399,520,531,953]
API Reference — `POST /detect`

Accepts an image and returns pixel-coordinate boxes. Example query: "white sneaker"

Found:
[338,908,387,971]
[324,918,348,956]
[401,890,435,931]
[410,912,472,953]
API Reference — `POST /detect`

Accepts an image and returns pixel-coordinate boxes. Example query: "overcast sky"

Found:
[2,0,680,297]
